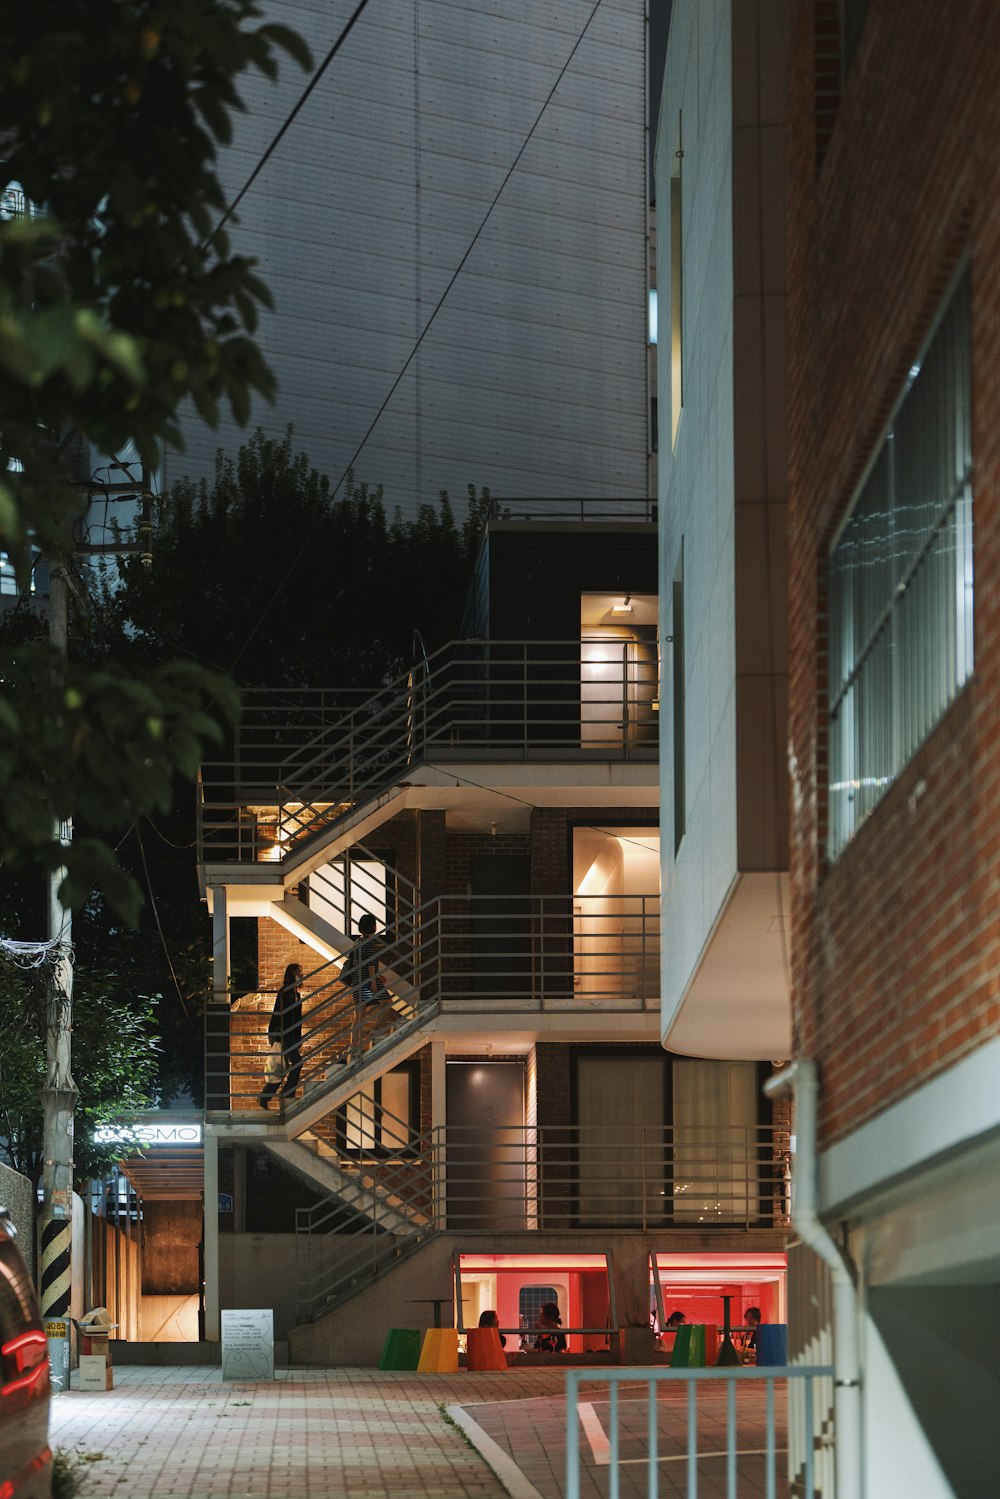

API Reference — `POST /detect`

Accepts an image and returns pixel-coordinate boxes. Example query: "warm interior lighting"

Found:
[612,595,633,613]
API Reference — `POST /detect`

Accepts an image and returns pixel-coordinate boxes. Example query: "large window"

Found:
[827,270,973,856]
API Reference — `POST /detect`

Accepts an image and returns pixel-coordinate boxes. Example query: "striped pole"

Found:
[41,1214,72,1394]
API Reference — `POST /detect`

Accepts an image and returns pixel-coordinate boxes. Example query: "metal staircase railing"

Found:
[198,637,658,865]
[205,892,661,1114]
[293,1119,791,1322]
[302,842,419,942]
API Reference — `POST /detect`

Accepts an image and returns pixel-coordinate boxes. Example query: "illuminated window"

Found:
[827,269,973,856]
[672,542,685,853]
[670,115,683,448]
[337,1063,418,1156]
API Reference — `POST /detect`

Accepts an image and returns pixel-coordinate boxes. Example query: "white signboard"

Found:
[93,1122,203,1146]
[221,1308,274,1382]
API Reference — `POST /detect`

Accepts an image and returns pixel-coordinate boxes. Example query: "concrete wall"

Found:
[656,0,738,1031]
[142,1200,201,1295]
[287,1227,784,1366]
[140,1294,200,1343]
[167,0,652,513]
[0,1161,35,1277]
[219,1233,303,1343]
[656,0,789,1048]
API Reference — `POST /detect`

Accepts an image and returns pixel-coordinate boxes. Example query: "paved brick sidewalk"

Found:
[458,1378,789,1499]
[49,1365,568,1499]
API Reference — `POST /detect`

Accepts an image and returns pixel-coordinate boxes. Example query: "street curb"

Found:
[445,1403,547,1499]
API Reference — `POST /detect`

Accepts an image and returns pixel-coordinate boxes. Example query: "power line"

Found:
[224,0,606,677]
[135,824,191,1021]
[203,0,375,252]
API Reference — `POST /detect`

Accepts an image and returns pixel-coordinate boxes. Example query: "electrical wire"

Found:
[135,824,191,1020]
[141,815,196,852]
[202,0,375,253]
[224,0,606,678]
[427,764,665,863]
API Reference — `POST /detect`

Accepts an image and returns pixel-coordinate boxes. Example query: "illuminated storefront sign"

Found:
[93,1123,202,1146]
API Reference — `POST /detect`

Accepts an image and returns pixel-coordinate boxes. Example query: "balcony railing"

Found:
[205,893,661,1111]
[198,637,658,865]
[292,1099,790,1320]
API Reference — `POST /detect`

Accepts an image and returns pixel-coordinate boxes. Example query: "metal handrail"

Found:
[205,891,663,1112]
[290,1108,790,1320]
[484,497,658,524]
[198,637,658,864]
[565,1364,835,1499]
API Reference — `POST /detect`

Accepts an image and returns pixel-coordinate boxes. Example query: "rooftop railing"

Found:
[483,497,657,524]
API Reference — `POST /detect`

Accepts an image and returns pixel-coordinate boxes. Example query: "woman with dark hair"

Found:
[534,1302,566,1353]
[478,1309,506,1348]
[259,962,304,1107]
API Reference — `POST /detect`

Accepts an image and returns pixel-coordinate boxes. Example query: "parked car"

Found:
[0,1209,51,1497]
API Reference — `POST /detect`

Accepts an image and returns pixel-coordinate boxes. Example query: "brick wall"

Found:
[787,0,1000,1144]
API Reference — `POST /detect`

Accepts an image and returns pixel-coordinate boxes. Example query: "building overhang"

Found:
[661,872,792,1059]
[99,1115,205,1202]
[203,759,659,899]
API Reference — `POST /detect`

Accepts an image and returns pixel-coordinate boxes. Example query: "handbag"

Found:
[264,1041,284,1082]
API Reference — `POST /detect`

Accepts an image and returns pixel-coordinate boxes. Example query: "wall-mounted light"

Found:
[612,594,633,614]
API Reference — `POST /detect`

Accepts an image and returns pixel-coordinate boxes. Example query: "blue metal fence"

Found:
[565,1364,834,1499]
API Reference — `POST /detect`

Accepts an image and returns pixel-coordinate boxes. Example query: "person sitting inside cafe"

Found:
[534,1302,566,1353]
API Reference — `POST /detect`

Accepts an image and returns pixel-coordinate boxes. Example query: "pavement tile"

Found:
[48,1365,791,1499]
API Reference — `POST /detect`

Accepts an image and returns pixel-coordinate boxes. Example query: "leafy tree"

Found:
[105,426,492,689]
[0,0,310,917]
[0,944,160,1189]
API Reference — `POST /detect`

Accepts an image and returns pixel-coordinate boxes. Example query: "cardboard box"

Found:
[78,1355,113,1391]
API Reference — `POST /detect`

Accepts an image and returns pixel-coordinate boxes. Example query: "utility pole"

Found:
[39,557,78,1396]
[38,464,152,1393]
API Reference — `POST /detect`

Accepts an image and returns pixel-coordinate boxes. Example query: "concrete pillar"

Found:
[207,888,232,1109]
[203,1128,219,1341]
[430,1038,447,1225]
[607,1239,653,1341]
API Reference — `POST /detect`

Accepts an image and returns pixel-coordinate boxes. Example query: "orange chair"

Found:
[465,1327,508,1371]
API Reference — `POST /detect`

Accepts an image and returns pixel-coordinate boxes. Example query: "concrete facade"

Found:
[167,0,654,512]
[655,0,790,1060]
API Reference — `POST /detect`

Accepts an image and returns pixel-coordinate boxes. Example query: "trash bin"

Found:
[754,1324,788,1367]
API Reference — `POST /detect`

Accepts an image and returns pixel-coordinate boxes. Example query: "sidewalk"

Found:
[50,1364,789,1498]
[49,1364,570,1499]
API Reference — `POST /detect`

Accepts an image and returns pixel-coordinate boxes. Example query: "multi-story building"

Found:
[82,5,797,1373]
[167,0,657,512]
[655,0,791,1068]
[119,499,790,1367]
[783,3,1000,1495]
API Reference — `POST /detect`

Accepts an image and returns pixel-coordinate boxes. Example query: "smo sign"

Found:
[93,1123,203,1147]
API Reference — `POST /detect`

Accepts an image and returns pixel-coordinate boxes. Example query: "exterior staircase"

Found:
[288,1098,441,1322]
[262,1137,430,1237]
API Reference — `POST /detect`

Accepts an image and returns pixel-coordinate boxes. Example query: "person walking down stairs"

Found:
[345,914,392,1062]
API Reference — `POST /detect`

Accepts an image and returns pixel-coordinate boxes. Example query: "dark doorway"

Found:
[470,854,532,999]
[446,1060,525,1231]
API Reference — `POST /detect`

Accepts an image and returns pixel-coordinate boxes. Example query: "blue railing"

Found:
[565,1364,834,1499]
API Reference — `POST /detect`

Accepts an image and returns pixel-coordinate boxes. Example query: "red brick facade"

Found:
[787,0,1000,1144]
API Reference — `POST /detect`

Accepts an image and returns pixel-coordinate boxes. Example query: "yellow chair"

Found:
[417,1327,459,1372]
